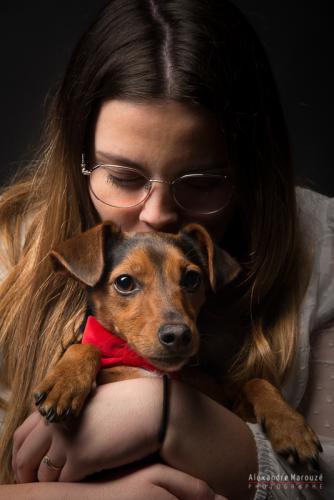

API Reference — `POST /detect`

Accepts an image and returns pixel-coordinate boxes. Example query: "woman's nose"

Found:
[139,182,179,230]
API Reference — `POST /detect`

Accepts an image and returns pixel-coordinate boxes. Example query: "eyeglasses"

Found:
[82,159,234,215]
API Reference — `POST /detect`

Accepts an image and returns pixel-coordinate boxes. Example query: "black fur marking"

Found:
[90,224,124,289]
[174,235,207,273]
[164,310,184,322]
[88,229,207,292]
[146,245,166,271]
[116,234,168,275]
[106,235,148,271]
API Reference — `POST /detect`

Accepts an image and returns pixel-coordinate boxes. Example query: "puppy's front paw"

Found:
[242,378,322,471]
[34,369,93,422]
[261,408,322,469]
[34,343,101,422]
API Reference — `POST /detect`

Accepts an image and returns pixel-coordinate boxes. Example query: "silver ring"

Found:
[42,455,63,471]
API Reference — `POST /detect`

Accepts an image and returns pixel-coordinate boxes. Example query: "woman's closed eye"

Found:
[107,174,145,188]
[103,167,147,189]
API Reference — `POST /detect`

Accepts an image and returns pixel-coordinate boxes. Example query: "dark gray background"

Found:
[0,1,333,195]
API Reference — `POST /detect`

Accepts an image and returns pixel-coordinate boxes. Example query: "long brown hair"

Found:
[0,0,311,482]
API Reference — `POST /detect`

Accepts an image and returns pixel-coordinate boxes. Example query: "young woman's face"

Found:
[92,99,235,241]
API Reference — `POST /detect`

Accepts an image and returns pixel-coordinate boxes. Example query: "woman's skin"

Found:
[11,100,258,500]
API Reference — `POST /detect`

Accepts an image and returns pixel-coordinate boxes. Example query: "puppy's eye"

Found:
[114,274,136,294]
[182,270,202,291]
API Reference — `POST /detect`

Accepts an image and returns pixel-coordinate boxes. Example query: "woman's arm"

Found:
[0,481,104,500]
[2,462,227,500]
[13,379,163,483]
[13,378,257,498]
[161,380,257,500]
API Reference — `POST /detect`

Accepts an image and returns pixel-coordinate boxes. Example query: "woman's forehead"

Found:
[94,99,227,176]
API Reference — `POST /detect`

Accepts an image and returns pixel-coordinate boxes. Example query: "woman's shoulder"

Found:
[296,186,333,242]
[296,186,334,332]
[282,187,334,408]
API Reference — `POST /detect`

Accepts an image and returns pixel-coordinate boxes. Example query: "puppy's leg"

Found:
[240,378,322,468]
[34,344,101,422]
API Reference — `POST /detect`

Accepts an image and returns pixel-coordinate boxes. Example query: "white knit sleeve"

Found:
[296,188,334,333]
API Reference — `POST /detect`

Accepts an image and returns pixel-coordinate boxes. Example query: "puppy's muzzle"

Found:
[158,323,192,351]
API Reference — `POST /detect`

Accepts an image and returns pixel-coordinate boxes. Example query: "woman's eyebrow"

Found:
[96,151,229,175]
[95,151,147,171]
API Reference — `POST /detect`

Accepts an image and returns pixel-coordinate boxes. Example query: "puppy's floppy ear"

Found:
[50,222,122,287]
[181,223,241,292]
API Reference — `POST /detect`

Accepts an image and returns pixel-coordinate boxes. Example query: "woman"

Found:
[0,0,333,498]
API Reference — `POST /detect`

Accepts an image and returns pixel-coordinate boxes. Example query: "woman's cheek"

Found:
[92,197,143,232]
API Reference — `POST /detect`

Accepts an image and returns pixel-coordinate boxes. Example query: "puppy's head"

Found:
[51,222,240,372]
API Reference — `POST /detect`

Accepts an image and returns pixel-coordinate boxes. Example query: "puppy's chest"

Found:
[196,302,248,380]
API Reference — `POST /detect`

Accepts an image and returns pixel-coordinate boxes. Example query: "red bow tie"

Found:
[82,316,161,373]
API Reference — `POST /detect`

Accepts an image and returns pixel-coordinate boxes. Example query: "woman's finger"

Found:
[12,411,41,471]
[14,418,52,483]
[99,463,228,500]
[13,411,42,456]
[37,438,66,482]
[147,463,226,500]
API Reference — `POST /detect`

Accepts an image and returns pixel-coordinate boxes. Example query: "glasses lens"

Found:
[173,174,232,214]
[89,165,150,208]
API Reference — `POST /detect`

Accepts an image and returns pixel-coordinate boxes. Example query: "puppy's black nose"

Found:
[158,324,192,350]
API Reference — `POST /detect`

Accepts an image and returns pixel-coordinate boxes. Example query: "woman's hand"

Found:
[93,463,228,500]
[13,378,164,483]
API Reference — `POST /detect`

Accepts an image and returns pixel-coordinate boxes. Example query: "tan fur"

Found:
[83,242,204,367]
[34,344,101,418]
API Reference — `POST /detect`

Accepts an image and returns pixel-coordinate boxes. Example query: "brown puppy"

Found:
[34,222,322,469]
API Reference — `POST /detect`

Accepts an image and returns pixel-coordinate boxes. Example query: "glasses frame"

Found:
[82,158,233,215]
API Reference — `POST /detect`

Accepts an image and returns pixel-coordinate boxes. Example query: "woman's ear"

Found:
[180,223,241,292]
[50,222,122,287]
